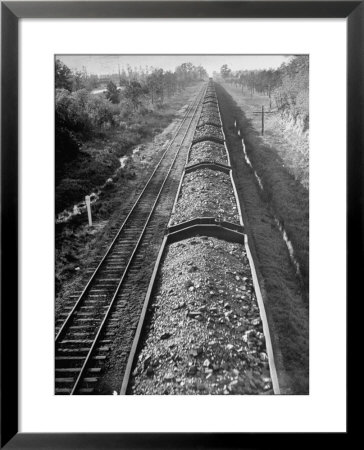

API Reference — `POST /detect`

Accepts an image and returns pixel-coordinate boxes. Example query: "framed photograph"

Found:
[1,1,357,447]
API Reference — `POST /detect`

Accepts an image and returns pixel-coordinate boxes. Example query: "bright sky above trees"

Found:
[57,55,293,77]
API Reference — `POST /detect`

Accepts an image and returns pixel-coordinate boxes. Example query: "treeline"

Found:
[55,60,99,91]
[55,60,207,167]
[220,56,309,130]
[55,59,207,101]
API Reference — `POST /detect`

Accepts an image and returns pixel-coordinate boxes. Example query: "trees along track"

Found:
[55,83,207,395]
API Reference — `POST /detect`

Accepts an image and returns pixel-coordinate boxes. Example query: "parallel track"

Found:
[55,84,207,395]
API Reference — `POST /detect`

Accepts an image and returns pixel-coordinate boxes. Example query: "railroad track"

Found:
[55,83,207,395]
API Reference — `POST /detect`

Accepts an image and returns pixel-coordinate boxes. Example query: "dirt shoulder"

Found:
[216,83,309,394]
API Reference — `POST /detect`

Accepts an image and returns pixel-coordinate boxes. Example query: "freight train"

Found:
[122,81,280,395]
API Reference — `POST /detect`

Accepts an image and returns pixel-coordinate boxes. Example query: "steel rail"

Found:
[55,84,206,343]
[68,84,207,394]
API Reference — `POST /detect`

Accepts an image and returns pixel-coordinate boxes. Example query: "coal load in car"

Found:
[197,115,221,128]
[199,110,220,122]
[202,102,219,111]
[203,99,218,106]
[170,169,239,226]
[193,124,224,143]
[188,141,228,166]
[129,236,273,395]
[201,108,220,119]
[204,95,217,102]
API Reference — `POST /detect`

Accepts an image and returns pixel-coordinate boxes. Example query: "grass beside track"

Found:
[216,83,309,394]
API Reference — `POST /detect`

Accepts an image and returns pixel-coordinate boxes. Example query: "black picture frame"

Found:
[1,1,358,448]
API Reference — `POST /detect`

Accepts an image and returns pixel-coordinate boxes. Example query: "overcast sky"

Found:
[57,54,293,76]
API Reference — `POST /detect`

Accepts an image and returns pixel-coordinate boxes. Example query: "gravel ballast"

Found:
[188,141,228,166]
[170,169,240,226]
[129,236,273,395]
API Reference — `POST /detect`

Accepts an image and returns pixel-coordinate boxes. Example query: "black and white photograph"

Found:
[55,54,309,396]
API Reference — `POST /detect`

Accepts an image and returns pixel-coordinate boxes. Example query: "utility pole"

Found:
[253,105,277,135]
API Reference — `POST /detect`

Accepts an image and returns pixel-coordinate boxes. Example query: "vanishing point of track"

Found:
[55,84,207,395]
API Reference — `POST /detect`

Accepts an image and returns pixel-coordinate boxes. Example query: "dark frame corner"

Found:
[1,1,359,448]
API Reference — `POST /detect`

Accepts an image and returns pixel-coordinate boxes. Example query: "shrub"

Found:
[128,123,144,134]
[56,88,115,137]
[56,89,92,134]
[105,81,121,104]
[55,127,80,168]
[55,178,89,212]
